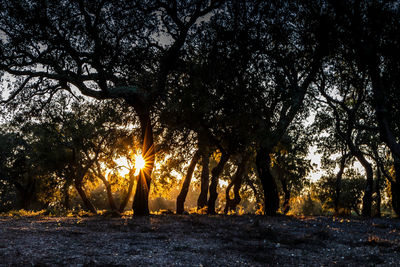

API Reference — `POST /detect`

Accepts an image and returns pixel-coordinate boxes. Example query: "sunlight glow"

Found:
[134,154,146,176]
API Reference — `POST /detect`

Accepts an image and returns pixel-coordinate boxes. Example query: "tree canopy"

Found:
[1,0,400,218]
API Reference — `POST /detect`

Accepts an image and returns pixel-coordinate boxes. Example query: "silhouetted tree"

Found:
[0,0,222,215]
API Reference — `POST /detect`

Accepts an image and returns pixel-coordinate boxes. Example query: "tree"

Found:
[176,150,200,214]
[224,153,251,214]
[0,131,36,210]
[318,68,375,217]
[250,1,331,215]
[270,124,313,214]
[0,0,222,215]
[316,169,366,216]
[13,93,134,212]
[330,0,400,216]
[162,0,332,215]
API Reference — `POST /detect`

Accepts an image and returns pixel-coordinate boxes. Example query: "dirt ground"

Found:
[0,214,399,266]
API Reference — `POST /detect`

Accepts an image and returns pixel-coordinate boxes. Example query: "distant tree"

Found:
[316,169,366,216]
[270,123,313,214]
[13,93,134,212]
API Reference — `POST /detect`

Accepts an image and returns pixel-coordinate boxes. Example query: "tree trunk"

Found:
[177,150,201,214]
[255,149,279,216]
[63,181,70,210]
[132,111,155,215]
[391,157,400,216]
[207,152,230,214]
[14,179,36,210]
[334,154,348,215]
[281,178,290,215]
[74,180,97,213]
[390,180,400,217]
[247,177,261,205]
[378,156,400,217]
[197,152,210,209]
[375,167,381,218]
[353,152,373,217]
[224,155,248,214]
[224,181,234,214]
[119,170,135,213]
[103,178,118,212]
[93,163,119,212]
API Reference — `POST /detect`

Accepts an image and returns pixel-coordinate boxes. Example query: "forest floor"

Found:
[0,214,399,266]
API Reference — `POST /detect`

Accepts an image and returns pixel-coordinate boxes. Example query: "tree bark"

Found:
[255,149,279,216]
[207,152,230,214]
[74,180,97,213]
[132,111,155,215]
[197,152,210,209]
[177,150,200,214]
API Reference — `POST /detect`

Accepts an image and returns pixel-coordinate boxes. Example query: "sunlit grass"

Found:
[0,209,46,217]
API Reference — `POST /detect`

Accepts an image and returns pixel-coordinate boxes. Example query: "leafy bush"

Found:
[288,195,323,216]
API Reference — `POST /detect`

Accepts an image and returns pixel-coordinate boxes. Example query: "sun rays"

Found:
[134,154,146,176]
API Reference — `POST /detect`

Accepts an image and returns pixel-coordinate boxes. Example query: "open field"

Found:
[0,215,399,266]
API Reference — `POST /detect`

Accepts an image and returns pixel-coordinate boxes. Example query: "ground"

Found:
[0,215,399,266]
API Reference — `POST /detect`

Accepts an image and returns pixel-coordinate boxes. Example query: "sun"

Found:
[134,154,146,176]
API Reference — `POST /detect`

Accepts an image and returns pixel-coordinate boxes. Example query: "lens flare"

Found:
[134,154,145,176]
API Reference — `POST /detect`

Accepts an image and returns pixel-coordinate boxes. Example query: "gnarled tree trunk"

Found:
[256,149,279,216]
[207,152,230,214]
[271,165,290,214]
[74,179,97,213]
[224,155,248,214]
[197,152,210,209]
[352,151,373,217]
[177,150,200,214]
[132,111,155,215]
